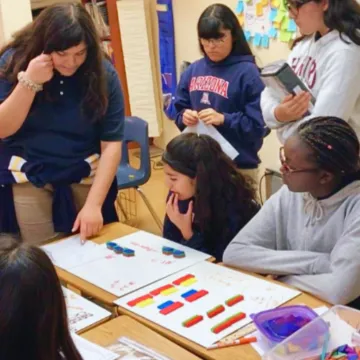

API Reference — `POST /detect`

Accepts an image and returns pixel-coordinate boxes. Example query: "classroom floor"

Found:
[117,147,167,236]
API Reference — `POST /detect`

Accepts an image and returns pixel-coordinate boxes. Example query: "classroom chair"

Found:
[116,116,163,231]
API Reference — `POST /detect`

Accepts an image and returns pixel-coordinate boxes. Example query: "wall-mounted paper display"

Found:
[234,0,297,48]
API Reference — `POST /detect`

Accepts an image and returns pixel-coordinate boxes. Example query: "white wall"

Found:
[160,0,291,174]
[0,0,32,43]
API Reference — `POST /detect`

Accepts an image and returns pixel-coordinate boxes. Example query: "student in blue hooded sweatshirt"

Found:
[173,3,266,179]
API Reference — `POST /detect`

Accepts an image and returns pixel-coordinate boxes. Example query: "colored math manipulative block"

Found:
[225,295,244,307]
[150,284,174,296]
[173,249,186,258]
[211,312,246,334]
[106,241,117,250]
[106,242,135,257]
[172,274,196,286]
[160,301,184,315]
[207,305,225,319]
[127,294,153,307]
[184,289,209,303]
[123,248,135,257]
[162,246,174,255]
[182,315,204,328]
[113,245,123,254]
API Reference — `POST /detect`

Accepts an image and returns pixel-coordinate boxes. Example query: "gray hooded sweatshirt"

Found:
[223,181,360,305]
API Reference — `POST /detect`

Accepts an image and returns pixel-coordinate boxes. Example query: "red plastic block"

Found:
[160,301,184,315]
[211,312,246,334]
[150,284,174,296]
[172,274,195,286]
[183,315,204,328]
[225,295,244,307]
[127,294,152,307]
[207,305,225,319]
[185,289,209,303]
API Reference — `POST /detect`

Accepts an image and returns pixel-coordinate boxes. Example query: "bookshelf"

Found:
[82,0,131,116]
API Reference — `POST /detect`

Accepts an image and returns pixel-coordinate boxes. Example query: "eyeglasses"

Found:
[279,147,319,174]
[200,35,227,47]
[285,0,312,15]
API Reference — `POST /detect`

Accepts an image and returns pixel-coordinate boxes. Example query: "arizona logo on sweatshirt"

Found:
[189,76,229,98]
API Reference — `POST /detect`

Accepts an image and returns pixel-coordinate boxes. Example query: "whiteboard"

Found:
[48,231,210,297]
[116,262,300,348]
[63,287,111,333]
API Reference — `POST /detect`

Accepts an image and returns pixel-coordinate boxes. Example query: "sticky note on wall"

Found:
[281,17,290,30]
[274,10,286,23]
[236,0,244,14]
[279,30,293,42]
[273,22,280,29]
[262,0,269,5]
[253,33,262,46]
[256,2,264,16]
[288,19,297,32]
[269,8,278,21]
[269,27,278,38]
[244,30,252,42]
[271,0,280,7]
[279,0,287,11]
[261,35,270,48]
[238,14,245,26]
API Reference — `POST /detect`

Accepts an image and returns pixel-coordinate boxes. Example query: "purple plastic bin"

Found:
[251,305,320,348]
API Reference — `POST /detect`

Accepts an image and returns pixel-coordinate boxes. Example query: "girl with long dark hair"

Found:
[0,240,83,359]
[162,133,259,261]
[0,3,124,244]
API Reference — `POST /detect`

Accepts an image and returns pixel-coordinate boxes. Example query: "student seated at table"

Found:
[223,116,360,306]
[162,133,259,261]
[0,240,82,360]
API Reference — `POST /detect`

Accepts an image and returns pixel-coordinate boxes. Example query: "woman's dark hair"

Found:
[0,3,108,122]
[298,116,360,176]
[0,240,83,360]
[162,133,258,252]
[197,3,253,56]
[290,0,360,48]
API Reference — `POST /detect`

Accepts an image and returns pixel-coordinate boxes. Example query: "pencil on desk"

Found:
[208,336,257,350]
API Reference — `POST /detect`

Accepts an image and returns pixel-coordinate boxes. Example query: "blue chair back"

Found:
[117,116,151,189]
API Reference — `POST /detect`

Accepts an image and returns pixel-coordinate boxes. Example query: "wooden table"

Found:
[82,315,201,360]
[57,223,138,312]
[117,274,329,360]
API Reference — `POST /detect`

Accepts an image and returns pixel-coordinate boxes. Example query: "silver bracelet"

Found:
[17,71,43,93]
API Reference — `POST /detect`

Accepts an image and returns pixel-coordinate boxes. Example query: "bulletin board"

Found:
[235,0,297,48]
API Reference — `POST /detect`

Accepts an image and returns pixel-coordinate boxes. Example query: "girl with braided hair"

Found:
[224,116,360,306]
[162,133,259,262]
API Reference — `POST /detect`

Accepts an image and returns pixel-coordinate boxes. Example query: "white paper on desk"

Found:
[183,120,239,160]
[62,287,111,333]
[41,235,102,271]
[106,336,171,360]
[71,231,210,297]
[251,306,329,357]
[72,334,118,360]
[117,261,300,349]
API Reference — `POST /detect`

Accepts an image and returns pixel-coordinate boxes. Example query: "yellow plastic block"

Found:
[137,298,155,308]
[181,278,198,287]
[161,287,178,296]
